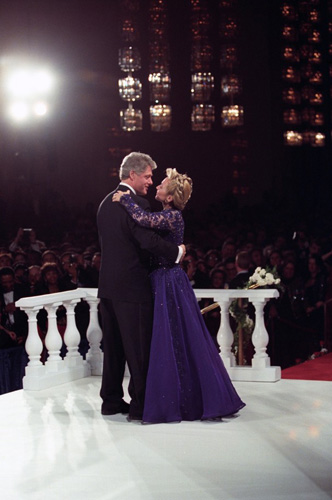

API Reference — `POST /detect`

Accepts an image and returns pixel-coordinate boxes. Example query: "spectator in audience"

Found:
[221,239,236,264]
[209,267,226,289]
[60,252,90,289]
[267,260,307,368]
[9,228,45,254]
[304,255,327,354]
[41,250,59,266]
[267,249,282,272]
[182,248,209,288]
[0,311,20,349]
[223,257,237,287]
[13,251,28,266]
[28,265,42,296]
[26,250,42,267]
[229,251,252,289]
[250,247,264,272]
[85,251,101,288]
[0,253,13,268]
[0,266,28,345]
[204,249,220,272]
[13,263,29,287]
[37,262,65,294]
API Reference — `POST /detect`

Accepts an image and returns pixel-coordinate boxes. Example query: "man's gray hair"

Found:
[119,152,157,180]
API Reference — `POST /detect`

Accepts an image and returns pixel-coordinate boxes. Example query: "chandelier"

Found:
[118,0,142,132]
[221,105,244,127]
[148,0,171,132]
[190,0,215,131]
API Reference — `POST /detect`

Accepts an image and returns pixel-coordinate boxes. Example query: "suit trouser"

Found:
[99,297,153,417]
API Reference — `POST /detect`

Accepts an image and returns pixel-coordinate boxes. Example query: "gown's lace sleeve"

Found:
[119,194,180,231]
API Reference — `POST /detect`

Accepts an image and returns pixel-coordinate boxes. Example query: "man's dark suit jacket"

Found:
[229,271,252,290]
[97,185,178,303]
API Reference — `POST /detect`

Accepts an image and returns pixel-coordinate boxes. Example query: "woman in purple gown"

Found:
[113,168,245,423]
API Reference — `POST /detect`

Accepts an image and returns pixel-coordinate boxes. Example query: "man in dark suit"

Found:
[97,152,184,421]
[228,251,252,289]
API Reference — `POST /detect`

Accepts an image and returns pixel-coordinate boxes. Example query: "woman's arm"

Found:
[113,192,181,231]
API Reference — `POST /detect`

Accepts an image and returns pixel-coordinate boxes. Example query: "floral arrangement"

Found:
[247,266,281,289]
[229,299,254,364]
[229,266,282,364]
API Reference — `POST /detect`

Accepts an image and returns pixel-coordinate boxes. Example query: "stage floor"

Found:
[1,376,331,500]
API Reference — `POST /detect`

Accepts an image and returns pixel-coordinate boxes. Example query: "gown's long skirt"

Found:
[142,265,246,423]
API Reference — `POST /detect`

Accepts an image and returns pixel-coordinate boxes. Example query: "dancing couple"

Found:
[97,152,245,423]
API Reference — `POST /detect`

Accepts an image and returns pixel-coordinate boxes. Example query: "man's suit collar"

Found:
[119,182,136,195]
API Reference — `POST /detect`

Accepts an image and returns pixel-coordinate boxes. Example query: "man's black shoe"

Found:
[101,401,130,416]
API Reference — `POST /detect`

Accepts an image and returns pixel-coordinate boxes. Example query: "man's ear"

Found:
[129,170,136,181]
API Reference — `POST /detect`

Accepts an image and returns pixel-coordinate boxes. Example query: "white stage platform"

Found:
[1,376,331,500]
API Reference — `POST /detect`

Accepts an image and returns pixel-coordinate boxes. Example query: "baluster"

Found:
[250,298,271,368]
[218,299,236,367]
[85,296,103,375]
[44,303,63,368]
[24,307,44,366]
[63,299,82,364]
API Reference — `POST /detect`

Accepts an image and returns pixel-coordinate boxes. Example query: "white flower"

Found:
[247,266,281,289]
[265,273,274,285]
[255,277,265,286]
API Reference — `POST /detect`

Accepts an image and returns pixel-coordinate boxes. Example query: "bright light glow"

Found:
[8,102,29,121]
[34,70,54,94]
[33,101,48,116]
[5,68,54,98]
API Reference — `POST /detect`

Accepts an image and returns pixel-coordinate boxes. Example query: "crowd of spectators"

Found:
[1,197,332,372]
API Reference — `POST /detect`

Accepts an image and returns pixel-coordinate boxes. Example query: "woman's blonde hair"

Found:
[165,168,193,211]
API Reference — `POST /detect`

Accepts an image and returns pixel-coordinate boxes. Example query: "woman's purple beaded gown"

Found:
[120,195,246,423]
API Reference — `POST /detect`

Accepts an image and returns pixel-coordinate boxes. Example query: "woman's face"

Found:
[211,271,225,289]
[282,262,295,280]
[45,270,59,284]
[155,177,170,203]
[269,252,281,268]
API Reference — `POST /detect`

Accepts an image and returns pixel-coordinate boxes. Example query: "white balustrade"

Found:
[195,289,281,382]
[16,287,280,390]
[16,289,97,390]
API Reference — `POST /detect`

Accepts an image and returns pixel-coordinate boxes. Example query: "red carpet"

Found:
[282,352,332,381]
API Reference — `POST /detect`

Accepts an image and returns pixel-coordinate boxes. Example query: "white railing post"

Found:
[218,298,236,368]
[250,297,271,368]
[44,302,64,369]
[24,307,44,367]
[63,299,83,364]
[83,291,103,376]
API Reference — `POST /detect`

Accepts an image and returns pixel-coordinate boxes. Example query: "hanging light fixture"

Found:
[219,1,244,128]
[190,0,215,131]
[221,105,244,126]
[118,0,142,132]
[191,104,215,131]
[150,104,171,131]
[148,0,171,132]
